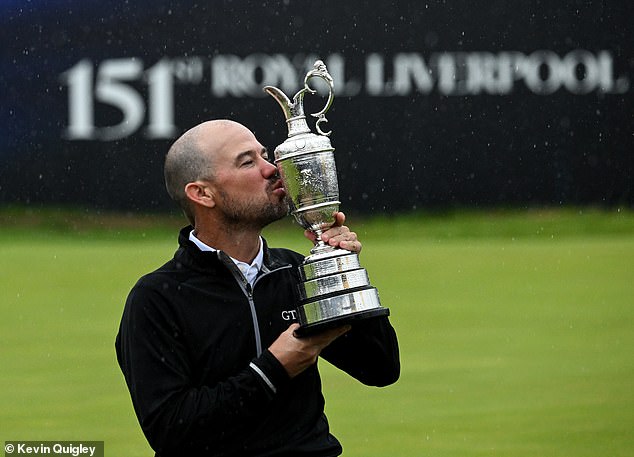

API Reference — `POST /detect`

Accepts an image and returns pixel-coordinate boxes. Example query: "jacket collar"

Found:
[175,226,291,273]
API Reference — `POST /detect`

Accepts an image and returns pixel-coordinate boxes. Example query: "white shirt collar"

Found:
[189,230,264,286]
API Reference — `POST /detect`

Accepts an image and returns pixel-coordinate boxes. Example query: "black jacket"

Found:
[115,227,400,456]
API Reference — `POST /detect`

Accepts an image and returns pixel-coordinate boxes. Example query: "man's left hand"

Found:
[304,212,362,254]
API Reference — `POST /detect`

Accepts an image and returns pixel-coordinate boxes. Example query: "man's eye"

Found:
[241,160,254,167]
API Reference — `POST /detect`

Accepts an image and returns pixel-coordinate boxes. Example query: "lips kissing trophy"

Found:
[265,60,390,335]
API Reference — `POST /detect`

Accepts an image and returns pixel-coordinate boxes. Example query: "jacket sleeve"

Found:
[115,283,290,454]
[319,315,400,387]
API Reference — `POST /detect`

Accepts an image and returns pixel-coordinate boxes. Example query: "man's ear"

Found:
[184,181,216,208]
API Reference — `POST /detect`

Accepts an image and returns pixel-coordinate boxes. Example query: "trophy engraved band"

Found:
[265,60,389,335]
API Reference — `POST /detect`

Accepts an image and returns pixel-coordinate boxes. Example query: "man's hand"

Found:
[304,211,362,254]
[268,324,351,378]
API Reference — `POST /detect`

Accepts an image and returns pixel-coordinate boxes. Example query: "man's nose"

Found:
[261,157,278,177]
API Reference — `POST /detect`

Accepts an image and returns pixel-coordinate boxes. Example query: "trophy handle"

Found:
[264,59,335,138]
[302,60,335,136]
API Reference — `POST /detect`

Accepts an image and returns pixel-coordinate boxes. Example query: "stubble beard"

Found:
[216,187,289,230]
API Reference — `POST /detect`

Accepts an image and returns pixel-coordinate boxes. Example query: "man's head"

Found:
[164,119,288,228]
[164,122,213,224]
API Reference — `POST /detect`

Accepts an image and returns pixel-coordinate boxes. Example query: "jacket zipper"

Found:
[218,252,292,356]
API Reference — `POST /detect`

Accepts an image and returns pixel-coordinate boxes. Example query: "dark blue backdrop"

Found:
[2,1,632,213]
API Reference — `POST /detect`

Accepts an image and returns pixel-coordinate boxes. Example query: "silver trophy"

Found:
[265,60,389,335]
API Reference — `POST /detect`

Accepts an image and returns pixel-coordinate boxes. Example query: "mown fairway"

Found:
[1,208,633,456]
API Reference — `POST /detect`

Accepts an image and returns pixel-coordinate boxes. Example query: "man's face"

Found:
[206,122,288,228]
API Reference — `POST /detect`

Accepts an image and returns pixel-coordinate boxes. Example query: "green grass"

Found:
[1,207,633,456]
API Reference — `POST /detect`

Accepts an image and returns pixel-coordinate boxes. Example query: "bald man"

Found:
[116,120,400,457]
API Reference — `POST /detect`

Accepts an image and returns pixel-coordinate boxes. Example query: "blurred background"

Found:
[2,0,632,213]
[1,1,633,456]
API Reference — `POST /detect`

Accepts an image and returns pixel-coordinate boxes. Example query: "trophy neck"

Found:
[308,229,352,259]
[286,115,311,137]
[310,239,335,256]
[307,241,352,262]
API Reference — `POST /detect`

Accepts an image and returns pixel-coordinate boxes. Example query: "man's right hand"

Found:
[268,323,351,378]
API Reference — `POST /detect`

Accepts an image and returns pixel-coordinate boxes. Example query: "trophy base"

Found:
[295,306,390,337]
[294,287,390,336]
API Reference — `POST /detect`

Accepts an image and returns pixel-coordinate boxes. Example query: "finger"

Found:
[321,225,350,243]
[310,324,352,344]
[324,324,352,343]
[339,239,362,253]
[323,229,358,248]
[331,212,346,227]
[287,323,301,336]
[304,229,317,243]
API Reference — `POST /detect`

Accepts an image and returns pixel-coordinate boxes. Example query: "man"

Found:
[115,119,400,456]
